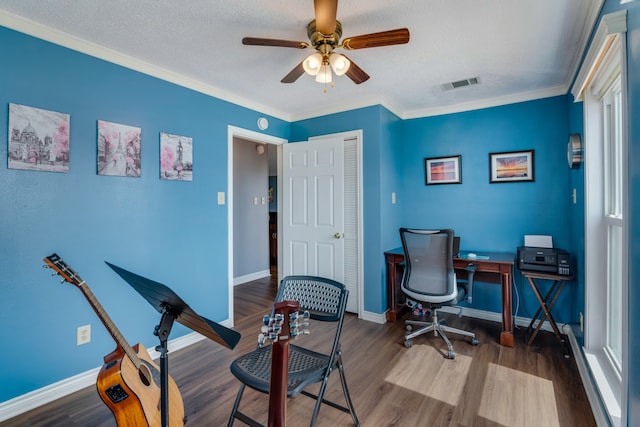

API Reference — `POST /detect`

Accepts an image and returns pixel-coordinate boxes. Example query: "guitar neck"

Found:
[77,280,141,367]
[268,300,301,427]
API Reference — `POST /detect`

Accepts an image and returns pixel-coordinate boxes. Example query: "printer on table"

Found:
[517,235,572,276]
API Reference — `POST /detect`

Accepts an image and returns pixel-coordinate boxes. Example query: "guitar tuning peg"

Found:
[258,333,267,347]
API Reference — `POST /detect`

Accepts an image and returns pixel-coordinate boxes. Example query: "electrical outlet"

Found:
[217,192,225,205]
[391,192,396,204]
[579,312,583,332]
[77,324,91,345]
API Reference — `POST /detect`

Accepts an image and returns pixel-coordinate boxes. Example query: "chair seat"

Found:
[403,282,468,308]
[230,343,332,397]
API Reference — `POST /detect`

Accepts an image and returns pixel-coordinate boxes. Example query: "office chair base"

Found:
[404,319,478,359]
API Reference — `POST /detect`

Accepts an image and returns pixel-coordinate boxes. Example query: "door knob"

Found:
[334,233,342,239]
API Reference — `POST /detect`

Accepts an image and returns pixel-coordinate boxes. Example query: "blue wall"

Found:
[0,27,289,401]
[399,97,573,321]
[291,98,575,324]
[567,98,585,338]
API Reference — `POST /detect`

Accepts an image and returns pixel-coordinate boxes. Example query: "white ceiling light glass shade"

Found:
[302,52,323,76]
[315,64,332,83]
[329,53,350,76]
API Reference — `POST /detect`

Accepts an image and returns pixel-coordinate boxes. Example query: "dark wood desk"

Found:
[384,248,515,347]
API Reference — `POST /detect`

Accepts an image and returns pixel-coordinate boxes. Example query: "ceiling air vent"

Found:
[441,76,480,91]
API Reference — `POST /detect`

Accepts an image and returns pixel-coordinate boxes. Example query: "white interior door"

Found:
[282,138,344,283]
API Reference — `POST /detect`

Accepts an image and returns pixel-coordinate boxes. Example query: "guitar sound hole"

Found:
[138,364,153,386]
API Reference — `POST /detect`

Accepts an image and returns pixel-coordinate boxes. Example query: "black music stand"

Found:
[106,262,241,427]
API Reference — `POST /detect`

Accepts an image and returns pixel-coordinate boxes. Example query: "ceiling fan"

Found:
[242,0,410,88]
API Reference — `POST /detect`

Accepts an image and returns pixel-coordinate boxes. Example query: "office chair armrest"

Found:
[464,264,477,304]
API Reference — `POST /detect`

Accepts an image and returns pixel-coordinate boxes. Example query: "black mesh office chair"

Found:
[227,275,360,427]
[400,228,478,359]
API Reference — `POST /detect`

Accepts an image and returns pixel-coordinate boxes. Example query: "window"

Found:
[574,10,628,426]
[602,77,623,371]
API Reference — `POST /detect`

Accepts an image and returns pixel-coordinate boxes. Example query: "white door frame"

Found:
[226,126,363,324]
[227,125,286,326]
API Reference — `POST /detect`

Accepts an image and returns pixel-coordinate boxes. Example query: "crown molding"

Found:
[0,10,293,122]
[401,85,567,120]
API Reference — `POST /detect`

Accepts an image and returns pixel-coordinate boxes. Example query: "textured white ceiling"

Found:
[0,0,602,121]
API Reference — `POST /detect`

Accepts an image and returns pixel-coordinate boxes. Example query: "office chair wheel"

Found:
[404,339,413,348]
[447,350,455,359]
[471,338,479,346]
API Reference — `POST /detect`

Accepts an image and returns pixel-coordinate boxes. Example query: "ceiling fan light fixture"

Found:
[315,64,333,83]
[329,53,350,76]
[303,52,323,76]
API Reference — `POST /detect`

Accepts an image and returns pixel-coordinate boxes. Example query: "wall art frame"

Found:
[8,103,70,173]
[160,132,193,181]
[489,149,534,183]
[425,155,462,185]
[97,120,141,177]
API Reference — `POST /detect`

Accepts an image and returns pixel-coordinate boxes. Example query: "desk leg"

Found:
[386,260,398,322]
[500,271,515,347]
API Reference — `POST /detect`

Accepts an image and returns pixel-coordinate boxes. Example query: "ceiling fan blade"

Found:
[281,61,306,83]
[342,28,410,50]
[342,55,370,84]
[242,37,309,49]
[314,0,338,35]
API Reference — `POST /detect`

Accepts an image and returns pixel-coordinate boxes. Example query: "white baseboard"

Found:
[563,325,610,427]
[233,269,271,286]
[0,324,226,422]
[383,305,555,332]
[439,305,555,332]
[360,310,387,324]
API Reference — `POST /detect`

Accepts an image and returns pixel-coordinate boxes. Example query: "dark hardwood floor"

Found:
[1,273,596,426]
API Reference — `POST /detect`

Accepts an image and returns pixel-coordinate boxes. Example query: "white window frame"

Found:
[572,10,628,427]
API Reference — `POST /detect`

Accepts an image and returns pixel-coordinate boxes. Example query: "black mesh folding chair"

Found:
[227,275,360,427]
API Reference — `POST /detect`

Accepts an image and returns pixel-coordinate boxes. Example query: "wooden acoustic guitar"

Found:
[260,300,309,427]
[44,253,185,427]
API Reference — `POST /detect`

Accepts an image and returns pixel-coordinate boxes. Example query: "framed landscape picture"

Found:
[489,150,534,183]
[425,155,461,185]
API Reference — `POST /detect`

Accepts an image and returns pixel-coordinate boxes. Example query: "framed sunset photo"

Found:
[425,155,461,185]
[489,150,534,183]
